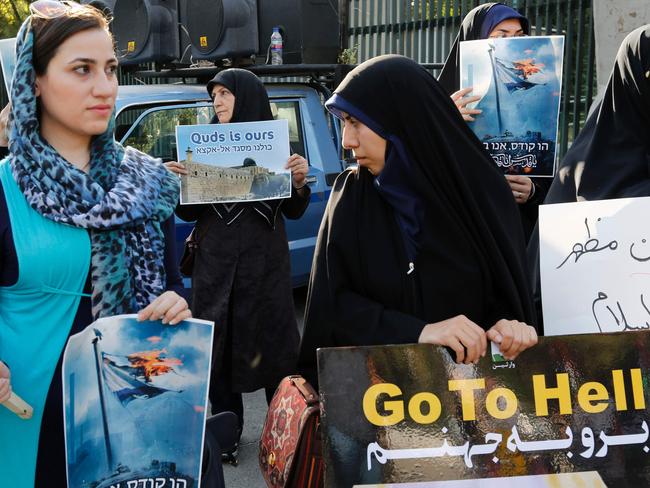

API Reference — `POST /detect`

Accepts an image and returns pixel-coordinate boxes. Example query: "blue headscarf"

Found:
[480,4,528,39]
[8,18,180,317]
[326,94,424,263]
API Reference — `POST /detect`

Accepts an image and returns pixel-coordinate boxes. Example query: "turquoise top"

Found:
[0,159,90,487]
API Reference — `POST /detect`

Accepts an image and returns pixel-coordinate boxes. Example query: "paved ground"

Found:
[223,286,307,487]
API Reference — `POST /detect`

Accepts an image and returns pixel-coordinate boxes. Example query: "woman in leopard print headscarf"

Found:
[0,3,190,486]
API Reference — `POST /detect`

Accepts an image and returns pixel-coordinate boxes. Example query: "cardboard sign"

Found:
[459,36,564,177]
[63,315,213,488]
[176,119,292,205]
[539,197,650,336]
[318,332,650,487]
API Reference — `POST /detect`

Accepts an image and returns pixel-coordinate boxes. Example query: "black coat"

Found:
[177,68,310,391]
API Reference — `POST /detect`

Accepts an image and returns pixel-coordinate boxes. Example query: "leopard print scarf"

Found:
[8,19,180,318]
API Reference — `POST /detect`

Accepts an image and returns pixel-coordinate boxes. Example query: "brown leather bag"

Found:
[179,227,199,277]
[259,375,324,488]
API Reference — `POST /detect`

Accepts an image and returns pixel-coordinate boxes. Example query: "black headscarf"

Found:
[544,25,650,203]
[298,56,536,384]
[438,2,530,94]
[206,68,274,124]
[205,68,278,225]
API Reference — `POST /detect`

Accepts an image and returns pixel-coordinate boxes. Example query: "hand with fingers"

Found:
[285,153,309,188]
[137,291,192,326]
[486,319,537,360]
[418,314,488,364]
[450,87,482,122]
[505,174,534,205]
[164,160,188,176]
[0,361,11,404]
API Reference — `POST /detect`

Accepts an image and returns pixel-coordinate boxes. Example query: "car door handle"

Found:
[305,175,318,185]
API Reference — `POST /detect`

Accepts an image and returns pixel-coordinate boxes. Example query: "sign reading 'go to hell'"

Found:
[318,332,650,487]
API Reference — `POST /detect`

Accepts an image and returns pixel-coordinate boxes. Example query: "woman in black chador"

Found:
[172,69,310,438]
[528,25,650,327]
[298,55,538,388]
[438,2,549,243]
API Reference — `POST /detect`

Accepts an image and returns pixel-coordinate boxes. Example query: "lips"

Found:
[89,104,112,115]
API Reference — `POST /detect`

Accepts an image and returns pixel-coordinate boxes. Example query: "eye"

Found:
[106,64,118,76]
[73,65,91,75]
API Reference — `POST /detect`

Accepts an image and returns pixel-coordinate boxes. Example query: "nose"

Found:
[341,124,358,150]
[93,70,116,99]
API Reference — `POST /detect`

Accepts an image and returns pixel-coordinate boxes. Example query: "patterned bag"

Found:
[259,376,324,488]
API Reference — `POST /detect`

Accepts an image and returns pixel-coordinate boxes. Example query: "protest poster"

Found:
[539,197,650,336]
[318,332,650,487]
[63,315,214,488]
[0,37,16,95]
[176,119,291,205]
[459,36,564,177]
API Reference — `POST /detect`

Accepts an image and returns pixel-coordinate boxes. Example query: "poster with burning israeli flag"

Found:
[460,36,564,177]
[62,315,214,488]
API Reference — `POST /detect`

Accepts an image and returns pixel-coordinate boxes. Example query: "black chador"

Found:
[298,55,536,388]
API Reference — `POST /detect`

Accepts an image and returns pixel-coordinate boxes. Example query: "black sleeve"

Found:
[175,202,210,223]
[0,146,8,160]
[161,215,184,295]
[281,184,311,220]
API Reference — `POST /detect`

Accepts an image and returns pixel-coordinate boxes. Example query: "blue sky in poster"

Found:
[63,316,213,486]
[460,36,564,142]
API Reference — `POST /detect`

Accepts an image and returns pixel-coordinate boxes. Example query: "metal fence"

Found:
[0,0,594,157]
[345,0,595,156]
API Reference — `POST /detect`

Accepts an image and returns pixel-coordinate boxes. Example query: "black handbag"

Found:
[179,227,199,277]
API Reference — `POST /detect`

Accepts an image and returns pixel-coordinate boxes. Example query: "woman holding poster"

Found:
[298,55,538,389]
[171,68,310,452]
[438,2,548,242]
[0,3,190,486]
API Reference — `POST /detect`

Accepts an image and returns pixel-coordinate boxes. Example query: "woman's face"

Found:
[341,112,387,175]
[35,28,117,141]
[488,18,525,38]
[211,84,235,123]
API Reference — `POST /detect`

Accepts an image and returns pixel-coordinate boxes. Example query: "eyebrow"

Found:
[67,57,118,65]
[496,27,524,33]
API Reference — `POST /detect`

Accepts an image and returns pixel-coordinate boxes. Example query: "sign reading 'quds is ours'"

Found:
[318,332,650,487]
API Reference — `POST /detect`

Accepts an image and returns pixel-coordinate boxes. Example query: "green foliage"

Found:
[0,0,29,39]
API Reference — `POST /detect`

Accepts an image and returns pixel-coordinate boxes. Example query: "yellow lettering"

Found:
[577,382,609,413]
[362,383,404,426]
[448,379,485,421]
[612,369,627,411]
[485,387,518,419]
[533,373,572,416]
[408,392,442,424]
[631,368,646,410]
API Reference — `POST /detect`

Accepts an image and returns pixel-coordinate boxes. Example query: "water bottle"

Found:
[271,27,283,65]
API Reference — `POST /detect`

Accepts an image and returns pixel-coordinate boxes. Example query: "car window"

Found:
[121,106,214,162]
[271,101,306,159]
[120,100,306,163]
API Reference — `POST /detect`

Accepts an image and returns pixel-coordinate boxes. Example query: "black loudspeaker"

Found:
[80,0,117,17]
[110,0,179,65]
[180,0,258,61]
[257,0,339,64]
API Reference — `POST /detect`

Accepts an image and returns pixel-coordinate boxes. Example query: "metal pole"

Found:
[487,46,503,135]
[92,336,114,472]
[339,0,350,50]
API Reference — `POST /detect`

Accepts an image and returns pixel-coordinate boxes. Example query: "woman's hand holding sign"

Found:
[451,87,482,122]
[286,153,309,188]
[487,319,538,360]
[419,315,537,364]
[137,291,192,325]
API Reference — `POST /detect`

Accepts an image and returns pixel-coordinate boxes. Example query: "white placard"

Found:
[540,197,650,336]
